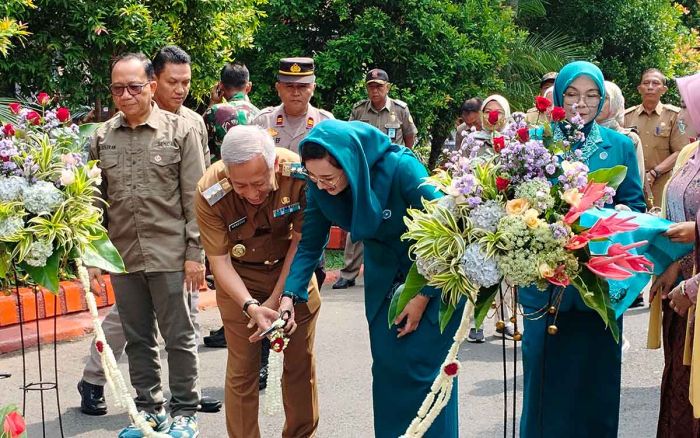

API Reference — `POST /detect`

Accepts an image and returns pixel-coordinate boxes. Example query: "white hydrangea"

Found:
[24,240,53,267]
[0,176,28,202]
[461,243,501,288]
[0,215,24,240]
[23,181,64,214]
[468,199,505,232]
[416,255,447,279]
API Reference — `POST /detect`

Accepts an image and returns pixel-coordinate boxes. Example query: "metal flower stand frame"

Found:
[13,277,65,438]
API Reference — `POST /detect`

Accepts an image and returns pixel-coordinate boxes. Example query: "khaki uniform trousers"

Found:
[340,236,363,281]
[217,274,321,438]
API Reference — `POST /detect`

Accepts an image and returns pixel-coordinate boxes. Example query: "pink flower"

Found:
[586,255,634,280]
[606,241,654,273]
[586,242,653,280]
[37,91,51,106]
[586,213,639,240]
[25,110,41,126]
[8,102,21,115]
[545,265,571,287]
[565,233,590,250]
[3,411,25,438]
[2,124,15,137]
[563,182,608,224]
[56,107,71,123]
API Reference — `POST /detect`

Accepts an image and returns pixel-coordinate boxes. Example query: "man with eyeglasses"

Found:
[625,68,690,208]
[87,52,205,438]
[195,125,320,438]
[253,56,332,388]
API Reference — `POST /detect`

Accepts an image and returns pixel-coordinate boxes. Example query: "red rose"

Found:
[3,411,26,438]
[25,110,41,125]
[3,124,15,137]
[535,96,551,113]
[271,337,285,352]
[496,176,510,192]
[8,102,21,115]
[551,106,567,122]
[492,136,505,153]
[96,340,104,353]
[37,92,51,106]
[26,110,41,125]
[516,127,530,143]
[56,107,71,123]
[443,362,460,377]
[487,110,500,125]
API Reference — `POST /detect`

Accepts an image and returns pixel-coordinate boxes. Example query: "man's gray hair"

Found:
[220,125,276,168]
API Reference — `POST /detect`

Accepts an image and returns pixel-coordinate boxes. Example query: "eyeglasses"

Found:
[109,82,150,97]
[563,92,601,106]
[305,171,344,190]
[641,79,665,87]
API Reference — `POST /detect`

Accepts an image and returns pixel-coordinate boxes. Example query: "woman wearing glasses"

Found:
[519,61,646,437]
[280,120,462,437]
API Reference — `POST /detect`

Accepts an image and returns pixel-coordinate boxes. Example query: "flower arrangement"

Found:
[0,405,25,438]
[263,328,289,416]
[391,98,654,436]
[0,94,124,291]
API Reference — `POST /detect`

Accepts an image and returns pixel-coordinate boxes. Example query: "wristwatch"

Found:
[242,299,261,319]
[281,292,298,305]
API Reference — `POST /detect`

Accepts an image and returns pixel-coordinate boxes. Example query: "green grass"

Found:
[324,249,345,270]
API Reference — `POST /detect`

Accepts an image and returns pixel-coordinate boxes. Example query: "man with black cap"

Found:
[253,57,334,154]
[332,68,418,290]
[525,71,558,124]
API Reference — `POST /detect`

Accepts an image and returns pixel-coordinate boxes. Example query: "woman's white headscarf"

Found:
[480,94,512,132]
[598,81,626,130]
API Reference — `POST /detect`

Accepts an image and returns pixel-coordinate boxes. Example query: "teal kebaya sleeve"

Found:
[283,190,332,303]
[399,153,443,298]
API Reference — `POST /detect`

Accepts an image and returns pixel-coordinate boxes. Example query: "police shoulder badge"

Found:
[201,178,233,206]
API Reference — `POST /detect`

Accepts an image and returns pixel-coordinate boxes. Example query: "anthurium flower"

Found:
[606,241,653,273]
[586,213,639,239]
[535,96,551,113]
[565,233,590,250]
[563,181,608,224]
[8,102,21,114]
[545,265,570,287]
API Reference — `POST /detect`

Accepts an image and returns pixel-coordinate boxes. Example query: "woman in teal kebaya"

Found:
[281,120,461,437]
[519,61,646,437]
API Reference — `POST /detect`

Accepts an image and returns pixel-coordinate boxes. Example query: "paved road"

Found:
[0,281,662,437]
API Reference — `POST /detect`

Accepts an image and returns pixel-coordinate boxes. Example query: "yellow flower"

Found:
[538,263,554,278]
[505,198,530,215]
[562,188,583,207]
[524,208,540,229]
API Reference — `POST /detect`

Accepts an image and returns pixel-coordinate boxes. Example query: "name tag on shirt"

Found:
[273,202,301,218]
[228,217,246,231]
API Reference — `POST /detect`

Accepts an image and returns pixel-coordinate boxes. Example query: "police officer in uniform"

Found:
[333,68,418,290]
[625,68,691,207]
[253,57,334,154]
[195,125,320,438]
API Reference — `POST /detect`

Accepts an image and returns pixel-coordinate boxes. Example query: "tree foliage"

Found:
[521,0,699,105]
[0,0,264,112]
[241,0,543,166]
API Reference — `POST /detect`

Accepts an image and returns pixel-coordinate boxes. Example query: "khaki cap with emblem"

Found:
[540,72,558,87]
[278,57,316,84]
[366,68,389,85]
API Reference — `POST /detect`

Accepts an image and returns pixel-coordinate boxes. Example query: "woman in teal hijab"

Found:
[519,61,646,437]
[281,120,462,437]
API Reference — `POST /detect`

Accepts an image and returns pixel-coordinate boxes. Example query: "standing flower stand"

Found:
[12,273,64,438]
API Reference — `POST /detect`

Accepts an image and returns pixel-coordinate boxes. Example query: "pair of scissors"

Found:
[259,317,286,338]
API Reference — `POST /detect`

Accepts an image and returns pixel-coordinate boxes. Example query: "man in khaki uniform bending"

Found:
[624,68,690,207]
[195,125,320,438]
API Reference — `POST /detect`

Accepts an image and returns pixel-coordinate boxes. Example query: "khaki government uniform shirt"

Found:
[195,148,311,296]
[350,98,417,146]
[177,105,211,167]
[624,102,691,206]
[253,104,334,153]
[89,103,206,272]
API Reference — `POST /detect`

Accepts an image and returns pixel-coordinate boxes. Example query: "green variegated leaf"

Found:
[588,166,628,190]
[81,232,126,273]
[439,299,457,333]
[474,284,500,328]
[20,250,61,293]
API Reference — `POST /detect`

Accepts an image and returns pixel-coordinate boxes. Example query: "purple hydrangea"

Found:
[499,139,558,183]
[557,160,589,191]
[549,222,569,240]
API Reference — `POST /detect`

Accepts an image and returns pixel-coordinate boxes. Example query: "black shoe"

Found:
[205,274,215,290]
[78,379,107,416]
[198,396,222,413]
[332,278,356,289]
[630,295,644,308]
[259,366,268,391]
[203,327,226,348]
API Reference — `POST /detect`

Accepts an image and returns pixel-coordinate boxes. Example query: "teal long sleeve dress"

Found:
[284,120,462,438]
[519,62,647,438]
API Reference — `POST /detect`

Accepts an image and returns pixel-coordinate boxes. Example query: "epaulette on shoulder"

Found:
[200,178,232,206]
[319,108,334,119]
[393,99,408,108]
[352,99,368,109]
[665,103,681,113]
[258,106,275,115]
[281,162,307,180]
[624,105,639,114]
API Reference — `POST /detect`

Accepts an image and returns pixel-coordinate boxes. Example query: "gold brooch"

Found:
[231,244,246,258]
